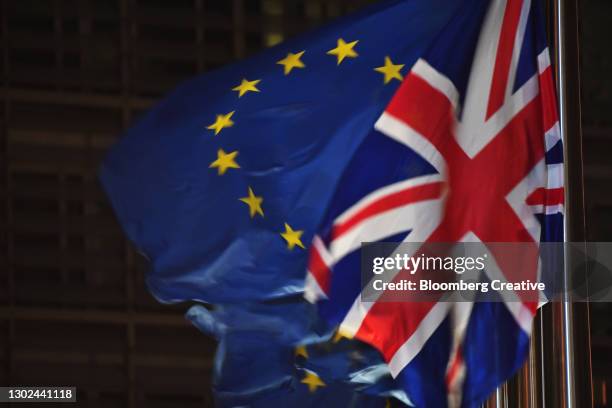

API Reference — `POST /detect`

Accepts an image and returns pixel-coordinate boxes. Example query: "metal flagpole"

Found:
[486,0,593,407]
[539,0,594,407]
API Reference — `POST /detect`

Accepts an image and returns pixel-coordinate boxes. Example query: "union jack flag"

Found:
[305,0,564,406]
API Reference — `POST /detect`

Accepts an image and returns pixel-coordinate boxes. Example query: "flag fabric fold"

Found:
[186,302,410,407]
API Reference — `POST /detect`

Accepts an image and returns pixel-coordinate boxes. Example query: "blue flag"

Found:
[186,301,410,407]
[99,0,460,305]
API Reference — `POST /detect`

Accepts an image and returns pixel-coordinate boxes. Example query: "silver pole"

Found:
[552,0,593,407]
[495,385,507,408]
[554,0,578,406]
[485,1,592,406]
[493,1,592,407]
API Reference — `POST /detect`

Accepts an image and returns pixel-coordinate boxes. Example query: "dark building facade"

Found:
[0,0,610,407]
[0,1,375,406]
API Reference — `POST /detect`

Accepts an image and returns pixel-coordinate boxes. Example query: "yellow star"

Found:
[277,51,306,75]
[295,345,309,359]
[301,371,326,393]
[332,328,353,343]
[374,56,405,84]
[232,78,261,97]
[280,223,305,250]
[209,149,240,175]
[239,187,264,218]
[207,111,235,135]
[327,38,359,65]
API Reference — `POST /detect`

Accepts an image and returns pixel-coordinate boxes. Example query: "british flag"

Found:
[305,0,564,406]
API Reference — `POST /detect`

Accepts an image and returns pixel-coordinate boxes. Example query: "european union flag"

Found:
[100,0,460,304]
[100,0,463,405]
[186,302,411,407]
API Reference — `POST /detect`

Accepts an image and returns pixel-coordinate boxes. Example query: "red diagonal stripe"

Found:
[386,73,455,158]
[331,182,444,241]
[486,0,524,119]
[307,242,331,295]
[356,300,438,362]
[445,348,464,388]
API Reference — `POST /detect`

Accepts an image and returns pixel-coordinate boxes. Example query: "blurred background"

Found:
[0,0,610,407]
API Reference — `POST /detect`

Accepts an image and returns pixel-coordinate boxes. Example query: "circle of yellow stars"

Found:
[204,40,405,399]
[205,37,406,252]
